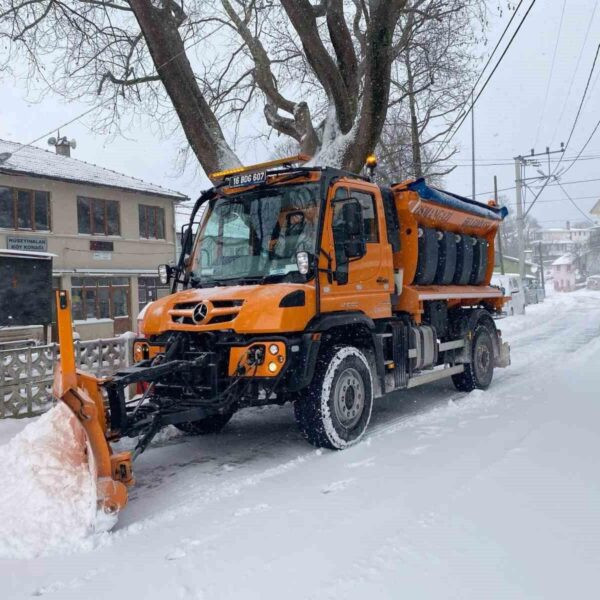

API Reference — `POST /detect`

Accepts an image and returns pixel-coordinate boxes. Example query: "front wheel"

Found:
[174,411,234,435]
[294,346,373,449]
[452,324,495,392]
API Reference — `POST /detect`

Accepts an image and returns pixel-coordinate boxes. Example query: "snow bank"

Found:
[0,404,98,559]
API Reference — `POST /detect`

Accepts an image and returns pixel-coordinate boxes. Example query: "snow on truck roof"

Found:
[406,178,508,221]
[0,139,187,201]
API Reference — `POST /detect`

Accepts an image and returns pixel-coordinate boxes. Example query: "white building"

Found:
[551,253,577,292]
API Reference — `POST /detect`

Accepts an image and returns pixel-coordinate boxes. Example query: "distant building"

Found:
[551,253,577,292]
[494,254,538,279]
[591,199,600,223]
[0,138,187,341]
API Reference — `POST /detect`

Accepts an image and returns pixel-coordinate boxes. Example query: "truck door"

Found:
[320,182,393,319]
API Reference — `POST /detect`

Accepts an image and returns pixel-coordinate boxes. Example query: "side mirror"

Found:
[342,200,366,259]
[158,264,172,285]
[342,200,363,237]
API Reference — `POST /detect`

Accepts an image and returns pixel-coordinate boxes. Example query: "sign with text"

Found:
[7,236,48,252]
[90,240,114,252]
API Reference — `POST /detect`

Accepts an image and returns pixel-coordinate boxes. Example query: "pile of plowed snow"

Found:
[0,404,99,558]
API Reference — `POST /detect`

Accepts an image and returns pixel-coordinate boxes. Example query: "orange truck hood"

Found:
[140,283,316,336]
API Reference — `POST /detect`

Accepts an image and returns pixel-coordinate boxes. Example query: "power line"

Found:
[431,0,537,162]
[555,181,596,223]
[4,25,223,160]
[534,0,567,146]
[558,115,600,179]
[476,175,600,197]
[561,42,600,153]
[551,0,599,145]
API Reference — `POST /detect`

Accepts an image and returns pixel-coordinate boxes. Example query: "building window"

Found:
[77,197,120,236]
[138,277,170,312]
[139,204,166,239]
[0,186,51,231]
[71,277,130,321]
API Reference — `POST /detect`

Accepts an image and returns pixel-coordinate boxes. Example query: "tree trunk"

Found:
[405,53,423,178]
[128,0,240,175]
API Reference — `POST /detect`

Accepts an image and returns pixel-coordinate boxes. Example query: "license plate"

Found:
[226,170,267,188]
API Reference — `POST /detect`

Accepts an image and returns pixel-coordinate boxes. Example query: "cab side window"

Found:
[333,188,379,244]
[352,190,379,243]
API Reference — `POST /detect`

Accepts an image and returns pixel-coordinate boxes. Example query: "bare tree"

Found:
[0,0,491,177]
[376,0,482,184]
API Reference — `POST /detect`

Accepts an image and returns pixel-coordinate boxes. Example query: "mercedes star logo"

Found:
[192,302,209,324]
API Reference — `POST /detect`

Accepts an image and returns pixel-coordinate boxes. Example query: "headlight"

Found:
[158,264,171,285]
[268,362,278,373]
[269,344,279,355]
[296,251,309,275]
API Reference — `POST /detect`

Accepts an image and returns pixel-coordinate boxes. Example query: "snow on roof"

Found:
[552,253,576,266]
[0,139,187,201]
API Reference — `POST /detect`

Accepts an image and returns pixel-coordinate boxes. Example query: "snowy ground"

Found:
[1,289,600,599]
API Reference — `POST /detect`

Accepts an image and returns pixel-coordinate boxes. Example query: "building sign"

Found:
[7,236,48,252]
[93,251,112,261]
[90,240,114,251]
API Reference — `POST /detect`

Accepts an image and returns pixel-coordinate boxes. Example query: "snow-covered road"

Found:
[2,289,600,599]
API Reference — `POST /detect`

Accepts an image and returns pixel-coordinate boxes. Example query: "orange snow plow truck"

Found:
[53,154,510,515]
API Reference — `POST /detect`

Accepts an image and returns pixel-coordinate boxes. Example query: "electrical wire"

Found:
[533,0,567,146]
[4,25,223,161]
[551,0,599,145]
[556,181,596,223]
[431,0,537,163]
[476,175,600,197]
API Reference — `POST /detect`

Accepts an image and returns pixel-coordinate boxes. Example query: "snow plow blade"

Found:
[53,290,133,515]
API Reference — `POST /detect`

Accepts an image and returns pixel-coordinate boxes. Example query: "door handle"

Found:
[377,277,389,285]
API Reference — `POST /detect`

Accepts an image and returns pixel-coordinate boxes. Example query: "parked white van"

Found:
[491,274,526,316]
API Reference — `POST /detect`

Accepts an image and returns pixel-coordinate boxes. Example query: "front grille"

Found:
[169,298,244,326]
[208,314,236,324]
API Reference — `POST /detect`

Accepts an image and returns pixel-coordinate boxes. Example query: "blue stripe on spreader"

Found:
[406,178,508,221]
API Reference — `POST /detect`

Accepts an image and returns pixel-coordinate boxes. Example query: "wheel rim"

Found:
[474,336,492,382]
[333,367,365,429]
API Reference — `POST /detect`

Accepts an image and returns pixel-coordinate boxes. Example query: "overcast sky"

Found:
[1,0,599,229]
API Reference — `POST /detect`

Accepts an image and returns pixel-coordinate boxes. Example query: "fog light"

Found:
[269,344,279,355]
[268,362,278,373]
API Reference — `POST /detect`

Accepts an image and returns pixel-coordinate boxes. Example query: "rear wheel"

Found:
[294,346,373,449]
[452,324,495,392]
[174,411,234,435]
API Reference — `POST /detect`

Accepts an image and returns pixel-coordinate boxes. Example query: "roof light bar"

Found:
[209,154,312,182]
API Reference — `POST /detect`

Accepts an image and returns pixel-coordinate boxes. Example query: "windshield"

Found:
[192,183,320,285]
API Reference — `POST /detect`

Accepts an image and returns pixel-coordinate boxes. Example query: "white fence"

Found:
[0,336,133,419]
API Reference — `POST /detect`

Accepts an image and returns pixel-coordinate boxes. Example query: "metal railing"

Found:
[0,335,133,419]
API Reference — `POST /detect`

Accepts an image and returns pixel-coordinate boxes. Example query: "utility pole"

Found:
[514,145,564,284]
[471,91,476,201]
[537,241,545,291]
[494,175,505,275]
[514,157,525,281]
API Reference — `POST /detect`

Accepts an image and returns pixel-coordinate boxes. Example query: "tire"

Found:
[174,411,234,435]
[294,346,373,449]
[414,227,439,285]
[452,324,495,392]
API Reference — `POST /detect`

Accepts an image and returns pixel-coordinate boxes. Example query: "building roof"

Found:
[591,199,600,216]
[496,254,537,268]
[552,253,576,266]
[0,138,187,201]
